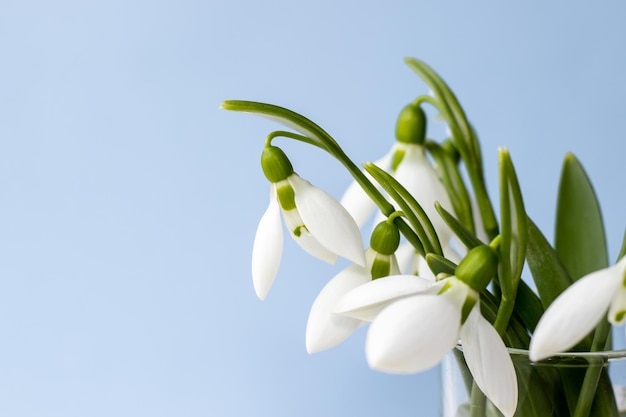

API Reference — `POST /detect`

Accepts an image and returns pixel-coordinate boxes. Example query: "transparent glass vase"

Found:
[441,345,626,417]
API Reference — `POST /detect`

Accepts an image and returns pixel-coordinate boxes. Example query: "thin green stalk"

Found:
[469,383,487,417]
[494,151,527,336]
[221,100,426,253]
[426,140,475,234]
[364,162,443,256]
[570,322,617,417]
[404,58,499,239]
[572,361,604,417]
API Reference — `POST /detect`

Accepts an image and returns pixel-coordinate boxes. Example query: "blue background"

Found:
[1,1,626,416]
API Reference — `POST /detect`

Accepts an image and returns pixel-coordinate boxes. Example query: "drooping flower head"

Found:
[336,245,518,417]
[252,145,366,300]
[530,255,626,362]
[341,103,454,244]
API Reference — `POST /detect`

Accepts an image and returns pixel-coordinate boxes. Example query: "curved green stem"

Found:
[221,100,394,214]
[364,162,442,256]
[404,58,499,240]
[426,140,475,234]
[266,131,319,148]
[221,100,426,254]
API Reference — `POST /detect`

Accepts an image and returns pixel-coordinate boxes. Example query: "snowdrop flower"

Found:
[530,255,626,362]
[306,219,402,353]
[252,145,366,300]
[337,245,518,417]
[340,103,453,243]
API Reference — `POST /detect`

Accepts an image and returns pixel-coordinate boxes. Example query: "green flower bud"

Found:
[261,146,294,183]
[370,221,400,255]
[395,104,427,145]
[455,245,499,292]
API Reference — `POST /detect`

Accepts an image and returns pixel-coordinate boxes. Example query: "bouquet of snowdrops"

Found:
[221,58,626,417]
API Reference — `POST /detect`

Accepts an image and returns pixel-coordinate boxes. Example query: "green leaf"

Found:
[405,58,499,240]
[526,217,575,310]
[435,202,484,249]
[618,228,626,261]
[426,140,475,233]
[499,149,527,286]
[425,253,457,276]
[513,280,544,333]
[493,149,528,334]
[555,153,608,280]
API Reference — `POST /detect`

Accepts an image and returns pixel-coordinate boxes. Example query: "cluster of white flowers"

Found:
[226,62,626,417]
[253,130,519,416]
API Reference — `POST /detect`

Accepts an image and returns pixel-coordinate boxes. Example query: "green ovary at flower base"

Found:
[530,255,626,362]
[252,145,366,300]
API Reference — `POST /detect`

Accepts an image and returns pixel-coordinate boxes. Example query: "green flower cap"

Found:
[395,104,426,145]
[455,245,499,292]
[261,146,294,183]
[370,221,400,255]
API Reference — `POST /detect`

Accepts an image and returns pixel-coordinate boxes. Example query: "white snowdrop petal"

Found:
[609,257,626,324]
[305,264,370,354]
[393,144,453,243]
[335,274,434,321]
[415,254,436,282]
[395,243,417,275]
[340,179,377,228]
[529,267,622,361]
[389,253,401,276]
[608,287,626,324]
[290,175,366,266]
[251,194,284,300]
[373,148,395,172]
[290,227,339,264]
[366,294,461,373]
[461,307,518,417]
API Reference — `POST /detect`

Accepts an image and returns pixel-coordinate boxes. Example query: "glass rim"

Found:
[506,347,626,360]
[455,344,626,360]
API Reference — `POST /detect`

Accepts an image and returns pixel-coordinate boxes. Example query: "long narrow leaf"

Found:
[435,202,484,249]
[426,140,475,233]
[526,217,574,310]
[425,253,457,276]
[513,280,544,333]
[619,228,626,261]
[494,149,527,334]
[555,153,608,280]
[404,58,499,240]
[500,150,527,283]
